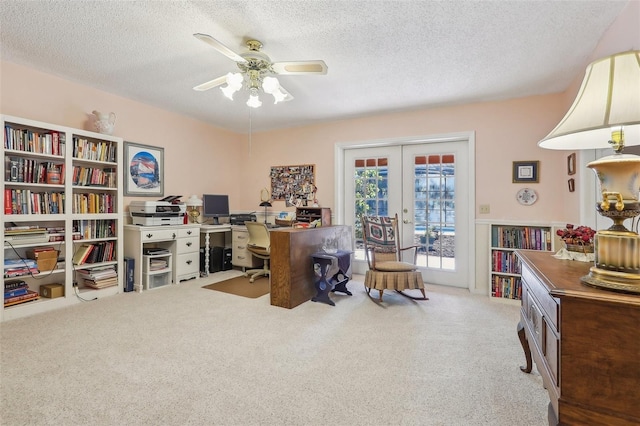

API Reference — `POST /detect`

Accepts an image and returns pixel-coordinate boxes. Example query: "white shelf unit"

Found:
[489,223,554,303]
[142,252,172,290]
[2,115,123,322]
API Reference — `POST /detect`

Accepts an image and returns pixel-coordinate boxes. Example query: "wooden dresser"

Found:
[516,250,640,426]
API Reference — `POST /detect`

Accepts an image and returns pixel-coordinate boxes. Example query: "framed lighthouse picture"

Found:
[124,142,164,196]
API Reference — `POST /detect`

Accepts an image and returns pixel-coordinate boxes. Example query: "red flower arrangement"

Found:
[556,224,596,252]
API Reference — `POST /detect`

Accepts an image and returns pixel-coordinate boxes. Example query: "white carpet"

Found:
[1,271,548,425]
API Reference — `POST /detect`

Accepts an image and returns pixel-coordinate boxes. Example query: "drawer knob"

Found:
[186,260,192,265]
[146,233,153,238]
[186,242,192,247]
[187,230,192,235]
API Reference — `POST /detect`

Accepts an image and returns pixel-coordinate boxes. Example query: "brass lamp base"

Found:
[581,230,640,294]
[581,268,640,294]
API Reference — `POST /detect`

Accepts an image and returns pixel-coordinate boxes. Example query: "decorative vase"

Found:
[92,110,116,135]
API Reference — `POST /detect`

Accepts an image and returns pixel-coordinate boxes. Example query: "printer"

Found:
[129,196,186,226]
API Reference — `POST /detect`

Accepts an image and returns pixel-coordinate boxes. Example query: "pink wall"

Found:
[0,61,245,210]
[248,93,572,222]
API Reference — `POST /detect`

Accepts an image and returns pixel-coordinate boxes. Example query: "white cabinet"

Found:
[2,115,123,322]
[123,224,200,291]
[231,226,261,269]
[175,226,200,282]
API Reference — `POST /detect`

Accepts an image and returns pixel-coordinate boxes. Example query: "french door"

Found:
[342,137,472,289]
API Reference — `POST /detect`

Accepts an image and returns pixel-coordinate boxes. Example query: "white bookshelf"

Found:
[489,223,556,303]
[2,115,123,321]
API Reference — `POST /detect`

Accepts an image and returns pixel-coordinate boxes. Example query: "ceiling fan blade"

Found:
[193,33,247,63]
[272,60,328,75]
[193,75,227,91]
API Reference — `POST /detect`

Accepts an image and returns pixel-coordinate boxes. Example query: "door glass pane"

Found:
[414,154,456,270]
[353,157,388,260]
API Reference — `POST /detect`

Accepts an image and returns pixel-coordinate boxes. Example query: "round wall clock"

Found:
[516,188,538,205]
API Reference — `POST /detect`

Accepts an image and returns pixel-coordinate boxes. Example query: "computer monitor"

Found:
[202,194,229,225]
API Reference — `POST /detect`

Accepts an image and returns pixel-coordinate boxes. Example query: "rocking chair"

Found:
[361,214,427,302]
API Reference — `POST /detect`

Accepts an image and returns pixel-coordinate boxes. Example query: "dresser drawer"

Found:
[177,252,199,275]
[141,229,178,242]
[178,227,199,238]
[233,230,249,244]
[545,321,559,386]
[177,236,199,253]
[522,266,559,330]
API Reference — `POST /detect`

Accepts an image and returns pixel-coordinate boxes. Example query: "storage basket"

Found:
[565,243,594,253]
[275,218,295,227]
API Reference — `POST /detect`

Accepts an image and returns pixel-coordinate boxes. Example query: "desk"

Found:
[123,224,200,292]
[311,250,352,306]
[270,225,353,308]
[199,225,232,276]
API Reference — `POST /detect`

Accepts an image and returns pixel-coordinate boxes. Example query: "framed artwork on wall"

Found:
[512,161,539,183]
[124,142,164,196]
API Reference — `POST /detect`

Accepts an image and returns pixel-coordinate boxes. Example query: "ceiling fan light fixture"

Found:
[247,87,262,108]
[271,89,287,104]
[262,76,287,104]
[220,72,243,100]
[262,76,280,94]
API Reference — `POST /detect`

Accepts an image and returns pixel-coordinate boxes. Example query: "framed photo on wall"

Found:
[124,142,164,196]
[512,161,539,183]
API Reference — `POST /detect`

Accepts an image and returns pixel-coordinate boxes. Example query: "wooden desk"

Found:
[270,225,352,309]
[516,250,640,426]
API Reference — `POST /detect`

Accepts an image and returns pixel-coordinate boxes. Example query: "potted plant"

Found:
[419,227,439,251]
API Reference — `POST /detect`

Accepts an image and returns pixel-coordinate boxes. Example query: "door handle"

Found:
[403,219,412,224]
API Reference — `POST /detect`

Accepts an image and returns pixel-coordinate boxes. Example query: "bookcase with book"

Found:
[490,223,554,303]
[2,115,123,322]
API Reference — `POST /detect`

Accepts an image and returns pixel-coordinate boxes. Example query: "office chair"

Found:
[244,221,271,283]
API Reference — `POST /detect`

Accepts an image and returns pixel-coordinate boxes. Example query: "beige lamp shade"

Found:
[538,50,640,150]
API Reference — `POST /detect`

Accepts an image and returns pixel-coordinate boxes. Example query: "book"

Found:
[4,258,38,269]
[83,277,118,289]
[72,243,93,265]
[4,287,29,298]
[4,290,39,307]
[4,280,27,291]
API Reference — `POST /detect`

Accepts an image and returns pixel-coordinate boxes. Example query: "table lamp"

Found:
[260,201,272,224]
[539,50,640,293]
[185,195,203,223]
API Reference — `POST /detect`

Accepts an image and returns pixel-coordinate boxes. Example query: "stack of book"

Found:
[4,280,39,307]
[4,258,39,278]
[76,265,118,289]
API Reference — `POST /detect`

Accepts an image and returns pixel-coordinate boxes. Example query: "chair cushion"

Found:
[375,261,417,272]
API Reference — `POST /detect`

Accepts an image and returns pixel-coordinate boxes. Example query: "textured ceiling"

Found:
[0,0,629,133]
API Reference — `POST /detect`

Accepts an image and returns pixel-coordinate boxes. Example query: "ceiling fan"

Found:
[193,33,328,107]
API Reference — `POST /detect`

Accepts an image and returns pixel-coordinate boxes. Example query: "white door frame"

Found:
[335,132,476,291]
